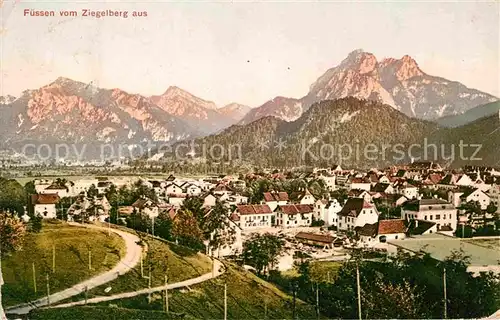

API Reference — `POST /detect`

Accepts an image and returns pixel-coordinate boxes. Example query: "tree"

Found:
[154,211,173,241]
[0,211,27,319]
[172,209,204,250]
[31,214,43,233]
[24,180,36,195]
[87,184,99,198]
[181,196,205,223]
[0,178,27,214]
[242,233,284,275]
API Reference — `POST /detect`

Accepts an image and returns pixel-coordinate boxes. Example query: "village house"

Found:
[348,189,373,203]
[213,183,234,197]
[359,219,407,245]
[263,191,289,211]
[132,197,159,218]
[295,232,343,249]
[165,183,184,195]
[231,204,275,230]
[225,195,249,207]
[317,171,336,191]
[291,188,316,205]
[313,198,342,226]
[32,193,60,219]
[203,193,218,208]
[337,198,379,231]
[40,183,69,198]
[371,183,395,194]
[275,204,313,228]
[348,177,371,191]
[183,183,203,196]
[401,198,457,232]
[460,188,491,210]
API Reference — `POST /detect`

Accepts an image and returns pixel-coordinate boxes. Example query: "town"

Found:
[1,161,499,319]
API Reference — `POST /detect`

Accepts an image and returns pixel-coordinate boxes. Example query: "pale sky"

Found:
[1,0,499,107]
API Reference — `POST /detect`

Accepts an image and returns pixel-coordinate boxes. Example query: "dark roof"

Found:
[378,219,406,234]
[355,223,378,237]
[32,193,60,205]
[295,232,335,244]
[236,204,273,215]
[277,204,313,215]
[339,198,374,217]
[406,219,436,235]
[45,183,67,190]
[372,183,391,192]
[439,174,455,185]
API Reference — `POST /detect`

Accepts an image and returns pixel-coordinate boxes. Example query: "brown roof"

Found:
[236,204,273,215]
[32,193,60,205]
[295,232,335,244]
[277,204,313,215]
[339,198,374,217]
[263,191,289,202]
[377,219,406,234]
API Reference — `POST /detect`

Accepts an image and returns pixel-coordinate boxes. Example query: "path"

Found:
[6,223,143,315]
[47,259,224,308]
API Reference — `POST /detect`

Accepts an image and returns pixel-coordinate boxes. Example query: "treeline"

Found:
[268,250,500,319]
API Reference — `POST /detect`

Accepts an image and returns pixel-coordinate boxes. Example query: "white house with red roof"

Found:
[32,193,60,219]
[232,204,275,230]
[275,204,313,228]
[338,198,379,231]
[263,191,289,211]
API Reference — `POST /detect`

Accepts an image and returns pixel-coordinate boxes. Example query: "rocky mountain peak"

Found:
[160,86,218,110]
[341,49,378,74]
[380,54,424,81]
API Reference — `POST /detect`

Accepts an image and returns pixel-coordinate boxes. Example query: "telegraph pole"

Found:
[292,283,297,320]
[356,263,362,320]
[46,273,50,306]
[224,283,228,320]
[52,244,56,273]
[32,262,37,293]
[148,263,152,304]
[443,267,447,319]
[316,283,320,320]
[88,247,92,271]
[164,275,169,313]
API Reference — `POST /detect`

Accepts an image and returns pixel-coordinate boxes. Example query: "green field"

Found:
[59,228,212,303]
[50,264,316,320]
[2,221,126,307]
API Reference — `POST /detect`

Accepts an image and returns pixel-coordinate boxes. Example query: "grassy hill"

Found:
[2,221,126,307]
[29,263,317,320]
[57,225,212,303]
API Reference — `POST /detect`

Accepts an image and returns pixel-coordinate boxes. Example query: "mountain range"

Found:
[240,49,497,124]
[0,78,249,158]
[0,49,498,164]
[164,97,500,168]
